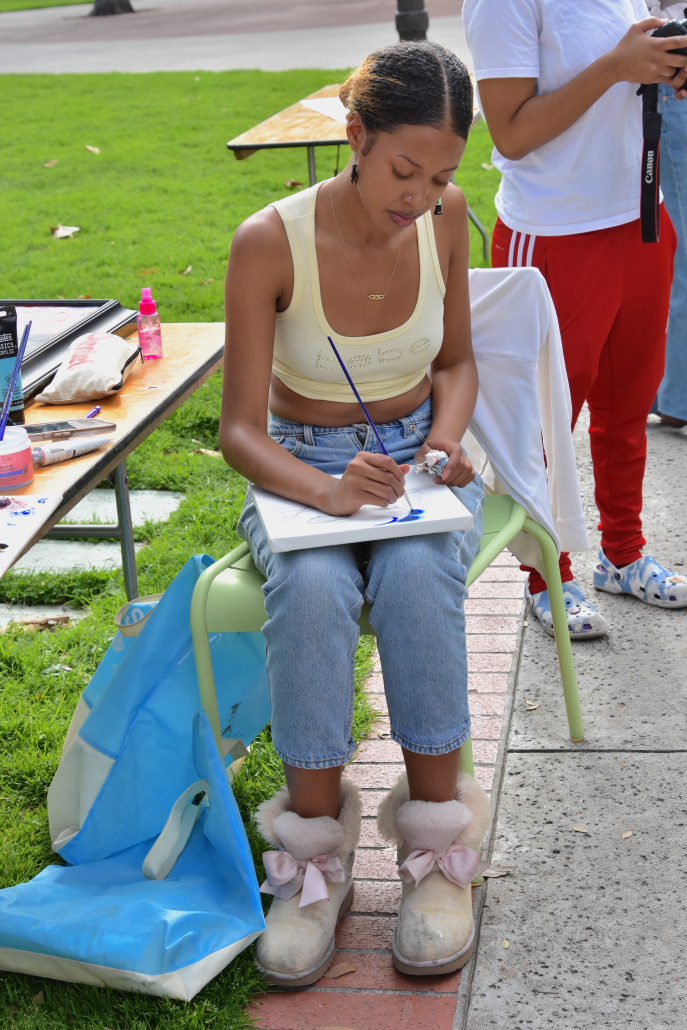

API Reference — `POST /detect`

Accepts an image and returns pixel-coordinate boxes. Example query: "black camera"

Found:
[651,9,687,56]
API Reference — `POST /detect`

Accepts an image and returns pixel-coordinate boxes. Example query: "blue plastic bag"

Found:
[0,712,265,999]
[0,555,271,998]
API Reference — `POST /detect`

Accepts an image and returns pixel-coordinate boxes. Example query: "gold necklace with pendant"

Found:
[330,181,402,301]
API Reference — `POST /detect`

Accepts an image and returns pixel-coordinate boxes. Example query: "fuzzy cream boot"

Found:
[253,778,361,986]
[378,771,490,975]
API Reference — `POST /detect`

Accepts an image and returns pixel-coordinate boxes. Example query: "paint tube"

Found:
[31,436,112,468]
[0,304,24,425]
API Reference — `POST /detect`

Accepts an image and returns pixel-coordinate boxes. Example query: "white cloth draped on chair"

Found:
[462,266,590,573]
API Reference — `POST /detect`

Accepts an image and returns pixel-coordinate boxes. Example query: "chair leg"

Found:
[458,739,483,884]
[522,518,584,742]
[458,737,474,777]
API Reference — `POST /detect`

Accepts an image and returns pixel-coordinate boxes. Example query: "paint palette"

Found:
[0,493,63,576]
[251,472,473,553]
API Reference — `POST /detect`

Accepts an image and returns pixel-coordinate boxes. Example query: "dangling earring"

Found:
[434,197,443,215]
[350,153,358,185]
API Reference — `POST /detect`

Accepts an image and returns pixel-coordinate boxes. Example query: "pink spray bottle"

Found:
[137,287,163,361]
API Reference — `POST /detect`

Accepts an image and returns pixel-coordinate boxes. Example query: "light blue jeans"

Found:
[237,396,484,769]
[652,85,687,422]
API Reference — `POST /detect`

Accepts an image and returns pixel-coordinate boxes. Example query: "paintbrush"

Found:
[326,335,414,511]
[0,320,31,442]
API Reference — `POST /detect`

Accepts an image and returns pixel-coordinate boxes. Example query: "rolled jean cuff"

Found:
[272,743,357,770]
[390,722,472,756]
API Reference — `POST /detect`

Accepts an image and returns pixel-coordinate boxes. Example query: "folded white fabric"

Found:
[464,267,589,567]
[36,332,139,404]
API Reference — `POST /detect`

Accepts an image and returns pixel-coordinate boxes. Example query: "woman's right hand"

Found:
[607,18,687,88]
[322,452,410,516]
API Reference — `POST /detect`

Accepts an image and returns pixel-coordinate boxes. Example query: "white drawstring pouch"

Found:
[36,332,140,403]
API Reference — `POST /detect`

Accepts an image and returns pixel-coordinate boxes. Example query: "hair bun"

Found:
[337,41,472,141]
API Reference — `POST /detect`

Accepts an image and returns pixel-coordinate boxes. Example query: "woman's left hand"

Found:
[414,439,476,488]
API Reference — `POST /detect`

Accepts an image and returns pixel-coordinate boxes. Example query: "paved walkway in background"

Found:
[248,552,526,1029]
[0,0,472,74]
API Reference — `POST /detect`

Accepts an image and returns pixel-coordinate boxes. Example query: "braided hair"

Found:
[339,41,473,144]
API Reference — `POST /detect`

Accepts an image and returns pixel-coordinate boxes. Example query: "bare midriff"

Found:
[269,372,433,428]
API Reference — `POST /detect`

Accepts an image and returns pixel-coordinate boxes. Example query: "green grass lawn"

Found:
[0,70,500,1028]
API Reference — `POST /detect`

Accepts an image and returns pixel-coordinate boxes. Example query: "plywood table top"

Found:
[227,84,347,157]
[227,79,481,163]
[8,322,224,564]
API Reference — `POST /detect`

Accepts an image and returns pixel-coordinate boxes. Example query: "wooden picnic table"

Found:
[12,323,224,600]
[226,83,490,258]
[227,84,346,187]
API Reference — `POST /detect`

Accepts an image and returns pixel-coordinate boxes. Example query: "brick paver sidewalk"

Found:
[248,552,526,1030]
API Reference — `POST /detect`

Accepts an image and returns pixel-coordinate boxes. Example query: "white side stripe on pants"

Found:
[507,231,537,267]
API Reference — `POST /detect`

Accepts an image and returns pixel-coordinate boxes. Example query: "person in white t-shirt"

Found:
[647,1,687,427]
[464,0,687,639]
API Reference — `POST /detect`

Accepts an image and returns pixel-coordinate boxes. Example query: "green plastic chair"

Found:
[190,493,584,780]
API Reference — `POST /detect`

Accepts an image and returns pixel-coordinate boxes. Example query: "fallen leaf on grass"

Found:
[59,664,73,672]
[197,448,222,458]
[325,961,357,979]
[76,294,92,299]
[621,831,633,839]
[181,264,192,275]
[138,269,157,275]
[572,826,588,833]
[194,76,200,81]
[43,159,58,168]
[84,145,100,154]
[2,614,70,634]
[285,178,304,188]
[51,224,80,239]
[503,939,509,948]
[481,162,495,170]
[201,278,214,285]
[32,992,44,1006]
[483,864,517,878]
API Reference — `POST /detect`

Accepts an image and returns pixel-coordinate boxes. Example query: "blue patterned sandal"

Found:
[593,550,687,608]
[526,578,609,640]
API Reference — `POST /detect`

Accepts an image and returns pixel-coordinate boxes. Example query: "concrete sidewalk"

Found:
[0,0,472,74]
[463,410,687,1030]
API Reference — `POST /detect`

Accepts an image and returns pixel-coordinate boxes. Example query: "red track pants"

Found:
[492,213,676,592]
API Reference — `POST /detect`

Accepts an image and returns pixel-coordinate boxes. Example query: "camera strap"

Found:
[638,83,662,243]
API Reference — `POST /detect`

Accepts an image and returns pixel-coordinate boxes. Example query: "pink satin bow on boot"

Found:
[260,851,346,907]
[398,844,489,889]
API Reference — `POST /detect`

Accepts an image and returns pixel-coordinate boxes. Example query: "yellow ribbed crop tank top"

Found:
[270,180,446,403]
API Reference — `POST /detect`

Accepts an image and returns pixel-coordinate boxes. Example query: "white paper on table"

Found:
[0,493,63,577]
[299,97,349,124]
[250,471,473,553]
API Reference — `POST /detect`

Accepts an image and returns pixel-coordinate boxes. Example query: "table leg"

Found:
[307,146,317,187]
[467,205,490,263]
[114,460,139,601]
